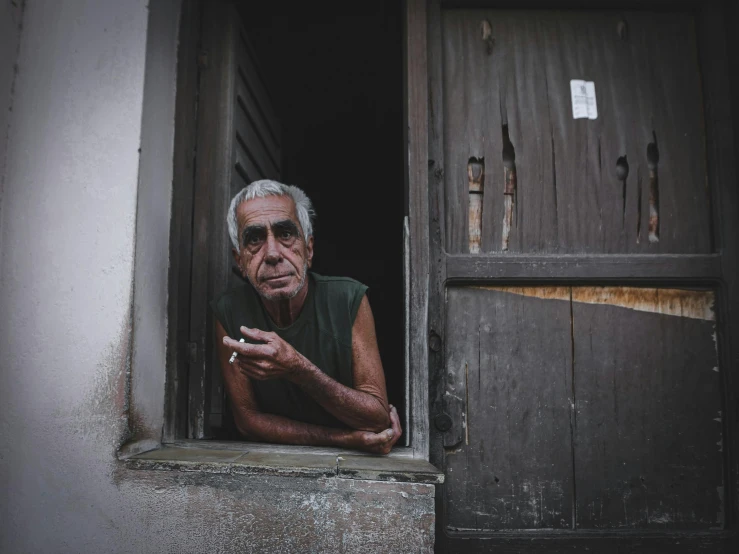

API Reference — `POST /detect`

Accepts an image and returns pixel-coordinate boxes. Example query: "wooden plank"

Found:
[233,27,281,159]
[234,28,280,150]
[696,1,739,528]
[405,0,430,460]
[625,12,710,253]
[233,96,280,179]
[231,164,249,196]
[445,253,721,283]
[443,287,574,531]
[441,10,503,253]
[235,74,281,167]
[188,1,236,439]
[234,145,259,186]
[500,11,558,253]
[164,0,200,442]
[584,11,642,251]
[440,287,474,450]
[403,215,410,447]
[572,289,723,529]
[427,0,448,472]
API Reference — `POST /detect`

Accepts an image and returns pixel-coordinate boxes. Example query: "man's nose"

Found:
[264,234,282,264]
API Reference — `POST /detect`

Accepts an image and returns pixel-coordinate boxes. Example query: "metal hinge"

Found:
[186,341,198,363]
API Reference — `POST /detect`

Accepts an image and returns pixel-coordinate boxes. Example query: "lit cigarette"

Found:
[228,338,245,364]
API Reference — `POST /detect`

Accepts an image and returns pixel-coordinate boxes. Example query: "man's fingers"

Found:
[223,336,273,359]
[238,362,268,381]
[363,428,395,446]
[389,405,402,436]
[240,326,272,343]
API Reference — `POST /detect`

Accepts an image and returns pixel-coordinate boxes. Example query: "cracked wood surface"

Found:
[573,297,722,529]
[444,287,574,530]
[472,286,715,321]
[441,286,721,532]
[441,10,710,254]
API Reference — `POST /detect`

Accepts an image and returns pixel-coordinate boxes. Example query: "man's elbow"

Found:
[360,405,391,433]
[234,413,262,441]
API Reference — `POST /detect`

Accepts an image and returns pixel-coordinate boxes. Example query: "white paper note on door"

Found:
[570,80,598,120]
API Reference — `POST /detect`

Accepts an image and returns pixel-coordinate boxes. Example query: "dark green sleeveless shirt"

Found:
[210,272,368,428]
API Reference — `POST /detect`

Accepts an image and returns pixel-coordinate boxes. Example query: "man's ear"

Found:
[232,248,243,274]
[306,236,314,268]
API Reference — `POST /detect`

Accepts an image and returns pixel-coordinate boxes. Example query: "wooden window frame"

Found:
[423,0,739,549]
[160,0,432,461]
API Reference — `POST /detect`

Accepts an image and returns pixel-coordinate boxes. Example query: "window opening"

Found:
[178,0,406,442]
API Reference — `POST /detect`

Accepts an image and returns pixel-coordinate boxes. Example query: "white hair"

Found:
[227,180,315,250]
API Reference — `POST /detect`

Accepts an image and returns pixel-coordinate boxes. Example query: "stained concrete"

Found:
[0,1,436,552]
[117,470,435,553]
[0,0,25,256]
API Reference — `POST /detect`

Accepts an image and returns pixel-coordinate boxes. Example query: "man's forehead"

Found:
[237,195,299,228]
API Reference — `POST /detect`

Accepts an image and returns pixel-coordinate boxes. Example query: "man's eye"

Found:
[243,231,265,246]
[279,230,293,240]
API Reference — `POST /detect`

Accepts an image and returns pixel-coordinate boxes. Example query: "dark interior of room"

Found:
[240,1,407,427]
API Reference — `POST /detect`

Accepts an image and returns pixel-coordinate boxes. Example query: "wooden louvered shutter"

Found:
[188,0,282,438]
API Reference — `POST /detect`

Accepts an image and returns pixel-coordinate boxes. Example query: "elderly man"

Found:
[212,180,402,454]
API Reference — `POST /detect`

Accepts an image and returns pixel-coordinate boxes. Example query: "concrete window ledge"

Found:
[121,441,444,484]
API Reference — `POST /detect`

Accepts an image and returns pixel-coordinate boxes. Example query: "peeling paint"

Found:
[472,286,715,321]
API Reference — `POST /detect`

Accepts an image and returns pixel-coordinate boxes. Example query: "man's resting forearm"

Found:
[289,359,390,432]
[233,408,388,450]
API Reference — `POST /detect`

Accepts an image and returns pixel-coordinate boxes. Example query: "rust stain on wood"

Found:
[502,125,516,251]
[616,156,629,228]
[471,286,714,321]
[647,133,660,243]
[480,19,495,55]
[468,157,484,253]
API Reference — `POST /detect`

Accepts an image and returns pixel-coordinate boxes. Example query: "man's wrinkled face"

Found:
[233,195,313,301]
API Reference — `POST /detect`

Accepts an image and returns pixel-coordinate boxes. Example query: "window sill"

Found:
[121,440,444,484]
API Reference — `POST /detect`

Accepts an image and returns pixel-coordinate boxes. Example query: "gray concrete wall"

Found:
[0,1,435,552]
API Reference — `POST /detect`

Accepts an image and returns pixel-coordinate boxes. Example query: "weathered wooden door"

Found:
[426,3,739,552]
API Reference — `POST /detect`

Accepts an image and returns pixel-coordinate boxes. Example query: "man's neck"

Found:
[260,279,309,328]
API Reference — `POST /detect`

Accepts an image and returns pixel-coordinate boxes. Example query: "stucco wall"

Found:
[0,1,435,552]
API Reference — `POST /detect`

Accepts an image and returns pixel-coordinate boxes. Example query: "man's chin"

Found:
[256,279,301,301]
[258,288,293,300]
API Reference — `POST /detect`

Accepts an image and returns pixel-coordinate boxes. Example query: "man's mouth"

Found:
[262,274,293,282]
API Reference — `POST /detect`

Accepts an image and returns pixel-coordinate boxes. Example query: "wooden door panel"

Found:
[572,288,722,529]
[441,10,711,255]
[444,287,574,531]
[442,286,722,533]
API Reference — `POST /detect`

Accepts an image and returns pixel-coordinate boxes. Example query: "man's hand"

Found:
[224,326,307,381]
[347,405,402,455]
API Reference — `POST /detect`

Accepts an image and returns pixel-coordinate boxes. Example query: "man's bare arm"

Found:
[217,321,400,452]
[224,295,391,432]
[288,295,391,430]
